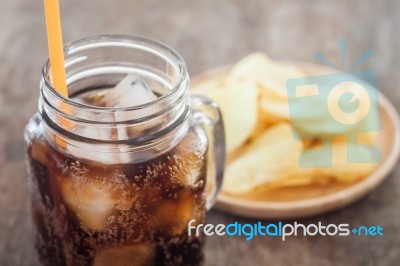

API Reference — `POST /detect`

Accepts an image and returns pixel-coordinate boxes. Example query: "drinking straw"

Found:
[44,0,68,97]
[44,0,71,148]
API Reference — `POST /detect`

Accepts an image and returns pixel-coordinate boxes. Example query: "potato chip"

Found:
[259,97,290,123]
[222,123,303,194]
[249,106,271,141]
[199,79,259,153]
[272,137,378,188]
[230,53,305,100]
[356,131,378,146]
[324,139,377,182]
[193,53,379,196]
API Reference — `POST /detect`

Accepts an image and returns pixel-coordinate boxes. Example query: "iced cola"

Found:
[25,88,208,266]
[25,35,225,266]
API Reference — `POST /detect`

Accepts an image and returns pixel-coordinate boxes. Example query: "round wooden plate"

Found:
[191,63,400,219]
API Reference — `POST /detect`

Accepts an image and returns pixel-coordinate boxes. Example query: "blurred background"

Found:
[0,0,399,265]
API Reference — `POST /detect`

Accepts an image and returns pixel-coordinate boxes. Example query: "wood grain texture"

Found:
[0,0,399,265]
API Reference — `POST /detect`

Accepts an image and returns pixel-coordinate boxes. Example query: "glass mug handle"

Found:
[191,94,226,210]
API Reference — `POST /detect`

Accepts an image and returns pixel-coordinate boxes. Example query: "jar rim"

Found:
[39,34,191,146]
[41,34,189,112]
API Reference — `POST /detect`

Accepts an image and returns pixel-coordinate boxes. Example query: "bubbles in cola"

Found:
[93,243,156,266]
[25,75,208,266]
[59,167,134,231]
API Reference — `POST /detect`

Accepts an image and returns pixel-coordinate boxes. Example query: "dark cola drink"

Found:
[25,102,208,265]
[25,35,225,266]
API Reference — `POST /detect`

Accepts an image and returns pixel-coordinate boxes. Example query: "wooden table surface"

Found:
[1,0,399,265]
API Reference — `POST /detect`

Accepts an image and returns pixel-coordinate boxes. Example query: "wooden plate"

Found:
[191,63,400,219]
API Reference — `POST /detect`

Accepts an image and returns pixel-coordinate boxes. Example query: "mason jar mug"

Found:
[24,35,225,266]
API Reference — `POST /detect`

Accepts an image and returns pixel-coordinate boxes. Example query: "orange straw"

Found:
[44,0,71,148]
[44,0,68,97]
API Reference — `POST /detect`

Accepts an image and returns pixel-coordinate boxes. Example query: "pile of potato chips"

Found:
[192,53,379,195]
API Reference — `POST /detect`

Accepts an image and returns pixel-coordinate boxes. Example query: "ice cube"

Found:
[172,132,207,187]
[67,143,132,164]
[59,171,134,231]
[74,116,115,140]
[30,138,49,165]
[93,243,156,266]
[102,75,157,108]
[105,75,158,137]
[70,97,90,105]
[67,122,132,164]
[152,190,197,237]
[60,178,112,231]
[65,75,158,164]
